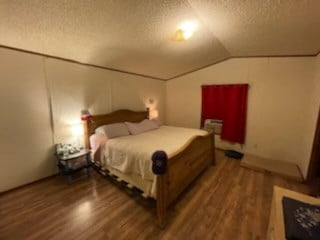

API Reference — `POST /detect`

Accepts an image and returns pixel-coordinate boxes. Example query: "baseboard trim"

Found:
[240,154,304,183]
[0,173,58,196]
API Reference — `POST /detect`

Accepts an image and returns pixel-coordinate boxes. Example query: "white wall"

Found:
[0,49,55,192]
[46,59,166,145]
[0,47,166,192]
[166,57,317,177]
[46,59,113,144]
[111,75,165,119]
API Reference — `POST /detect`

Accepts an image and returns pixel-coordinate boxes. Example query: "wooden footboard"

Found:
[153,132,215,226]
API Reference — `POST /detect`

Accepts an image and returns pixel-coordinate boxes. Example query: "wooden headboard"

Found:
[82,109,149,148]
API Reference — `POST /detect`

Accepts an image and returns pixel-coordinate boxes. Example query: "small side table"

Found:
[55,149,91,184]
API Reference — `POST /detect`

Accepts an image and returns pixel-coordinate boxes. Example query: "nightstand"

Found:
[55,149,91,184]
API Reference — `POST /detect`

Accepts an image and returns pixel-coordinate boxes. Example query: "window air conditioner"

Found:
[204,119,223,134]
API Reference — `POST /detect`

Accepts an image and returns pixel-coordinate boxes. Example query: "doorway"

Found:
[307,108,320,195]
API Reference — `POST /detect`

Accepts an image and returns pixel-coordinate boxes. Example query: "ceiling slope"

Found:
[0,0,319,80]
[188,0,320,56]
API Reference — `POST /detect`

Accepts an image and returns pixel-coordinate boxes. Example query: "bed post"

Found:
[156,174,168,227]
[82,119,90,149]
[146,107,150,120]
[152,151,169,227]
[210,132,216,166]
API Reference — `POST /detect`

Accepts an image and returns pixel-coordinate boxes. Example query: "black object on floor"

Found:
[282,196,320,240]
[224,150,244,159]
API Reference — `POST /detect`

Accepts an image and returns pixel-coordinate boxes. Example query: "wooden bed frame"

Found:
[82,109,215,226]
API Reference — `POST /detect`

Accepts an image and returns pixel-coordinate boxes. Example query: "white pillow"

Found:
[95,123,130,138]
[125,119,159,135]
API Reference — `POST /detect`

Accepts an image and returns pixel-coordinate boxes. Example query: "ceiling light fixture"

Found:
[173,21,198,41]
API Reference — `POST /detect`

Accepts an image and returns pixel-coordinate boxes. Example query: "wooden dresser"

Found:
[268,186,320,240]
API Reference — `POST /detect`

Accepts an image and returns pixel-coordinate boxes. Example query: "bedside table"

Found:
[55,149,91,184]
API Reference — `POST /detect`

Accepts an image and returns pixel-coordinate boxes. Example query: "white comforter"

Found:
[103,126,207,181]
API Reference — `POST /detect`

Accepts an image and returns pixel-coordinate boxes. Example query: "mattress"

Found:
[101,125,207,197]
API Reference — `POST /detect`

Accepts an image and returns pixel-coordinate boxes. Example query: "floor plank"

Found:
[0,150,309,240]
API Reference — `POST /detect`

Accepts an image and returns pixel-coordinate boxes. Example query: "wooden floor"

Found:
[0,150,309,240]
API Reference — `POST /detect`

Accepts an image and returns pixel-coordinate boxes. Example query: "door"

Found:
[307,108,320,195]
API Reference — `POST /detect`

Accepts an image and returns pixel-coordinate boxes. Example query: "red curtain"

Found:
[201,84,248,144]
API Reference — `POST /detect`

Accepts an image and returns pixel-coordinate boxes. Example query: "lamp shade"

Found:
[71,123,83,137]
[149,109,159,119]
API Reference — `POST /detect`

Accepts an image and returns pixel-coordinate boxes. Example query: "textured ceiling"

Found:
[0,0,319,80]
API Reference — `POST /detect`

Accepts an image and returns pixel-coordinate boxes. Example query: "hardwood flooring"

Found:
[0,150,309,240]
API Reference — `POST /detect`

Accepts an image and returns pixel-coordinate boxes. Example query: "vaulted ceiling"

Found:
[0,0,319,80]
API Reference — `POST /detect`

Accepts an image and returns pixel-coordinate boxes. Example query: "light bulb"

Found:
[174,20,198,41]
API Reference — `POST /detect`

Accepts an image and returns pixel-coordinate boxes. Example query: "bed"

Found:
[83,109,215,226]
